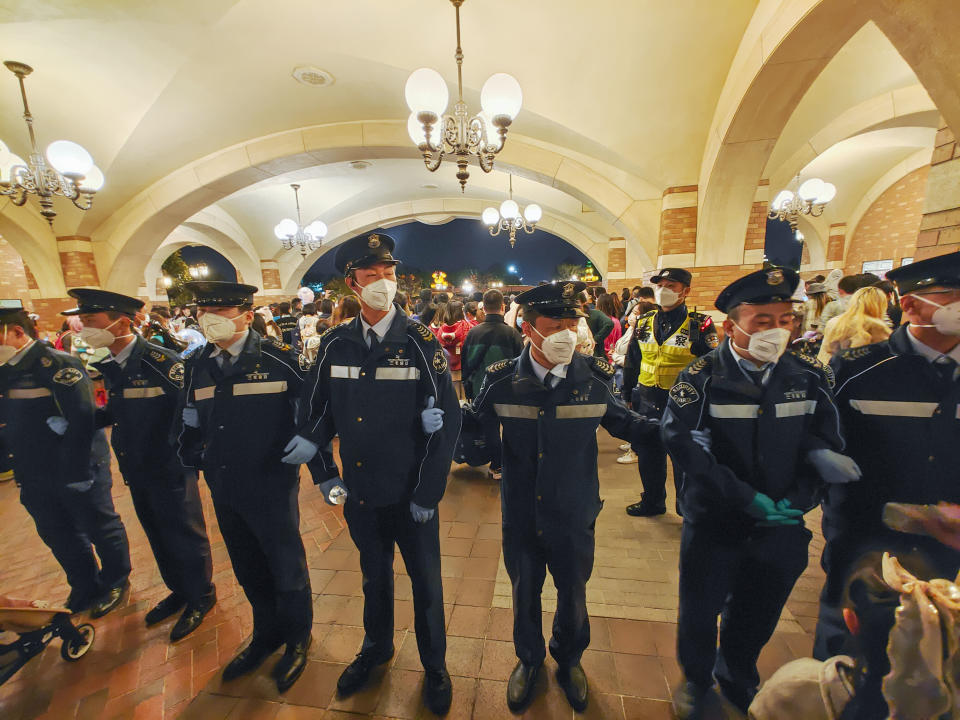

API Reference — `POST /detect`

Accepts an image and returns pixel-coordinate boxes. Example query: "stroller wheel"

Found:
[61,623,95,661]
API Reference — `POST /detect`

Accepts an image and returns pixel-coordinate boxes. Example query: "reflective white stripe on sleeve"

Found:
[555,403,607,419]
[194,386,215,401]
[8,387,53,399]
[233,381,288,396]
[849,399,939,418]
[708,404,759,419]
[375,367,421,381]
[493,403,540,419]
[774,400,817,418]
[122,386,166,399]
[330,365,361,379]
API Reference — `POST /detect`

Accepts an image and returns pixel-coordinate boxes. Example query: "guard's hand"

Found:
[690,428,711,452]
[421,396,444,434]
[182,406,200,428]
[807,448,862,484]
[46,416,68,436]
[410,501,435,524]
[318,477,347,506]
[281,435,319,464]
[745,492,803,525]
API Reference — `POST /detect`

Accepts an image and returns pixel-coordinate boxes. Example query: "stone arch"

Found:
[0,200,66,297]
[277,197,620,295]
[93,121,661,296]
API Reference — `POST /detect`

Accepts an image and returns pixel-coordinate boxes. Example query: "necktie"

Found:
[367,328,379,351]
[935,357,957,384]
[548,374,560,389]
[745,367,766,387]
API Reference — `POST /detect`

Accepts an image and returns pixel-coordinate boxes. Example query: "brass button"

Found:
[356,461,363,467]
[934,408,941,415]
[398,349,404,354]
[538,452,543,459]
[537,495,542,501]
[572,390,578,395]
[356,417,362,422]
[538,410,544,416]
[536,530,542,536]
[929,455,935,462]
[757,408,763,415]
[361,371,366,377]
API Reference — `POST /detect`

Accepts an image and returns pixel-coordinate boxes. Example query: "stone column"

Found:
[657,185,698,269]
[605,237,627,285]
[742,180,769,264]
[916,119,960,260]
[826,223,846,269]
[56,236,100,288]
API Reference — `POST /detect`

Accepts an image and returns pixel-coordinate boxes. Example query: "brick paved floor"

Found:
[0,434,825,719]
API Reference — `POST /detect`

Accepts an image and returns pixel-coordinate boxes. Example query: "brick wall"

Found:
[56,236,100,287]
[916,120,960,261]
[658,186,698,259]
[30,298,76,336]
[687,264,764,313]
[260,261,281,291]
[845,167,929,274]
[826,224,846,263]
[0,236,31,301]
[744,201,768,252]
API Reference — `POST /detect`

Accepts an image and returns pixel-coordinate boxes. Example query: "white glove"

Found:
[46,416,68,436]
[690,428,711,452]
[182,406,200,428]
[410,501,435,524]
[808,448,862,484]
[318,477,347,506]
[421,396,444,434]
[281,435,320,464]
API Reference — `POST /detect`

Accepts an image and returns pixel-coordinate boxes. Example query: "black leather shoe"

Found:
[170,593,216,642]
[717,680,752,715]
[556,664,588,712]
[65,589,97,614]
[506,660,541,713]
[273,635,312,692]
[626,501,666,517]
[222,636,283,682]
[336,648,394,697]
[671,680,719,720]
[145,593,186,627]
[423,668,452,716]
[90,581,129,619]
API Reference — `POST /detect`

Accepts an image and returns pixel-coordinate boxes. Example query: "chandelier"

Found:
[768,174,836,235]
[0,61,104,227]
[404,0,522,192]
[273,184,327,257]
[482,175,541,248]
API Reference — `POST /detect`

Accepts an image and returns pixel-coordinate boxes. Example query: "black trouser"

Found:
[677,521,810,708]
[127,466,214,605]
[502,520,596,668]
[207,473,312,645]
[344,498,446,672]
[20,461,131,600]
[631,385,677,509]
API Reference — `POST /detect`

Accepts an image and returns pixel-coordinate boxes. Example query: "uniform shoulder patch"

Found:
[40,356,52,367]
[168,362,184,387]
[687,355,712,375]
[412,321,435,343]
[433,348,448,374]
[790,351,835,388]
[268,337,292,352]
[52,367,83,386]
[641,309,657,318]
[486,358,512,374]
[669,381,700,407]
[838,345,876,361]
[149,349,166,363]
[591,356,615,377]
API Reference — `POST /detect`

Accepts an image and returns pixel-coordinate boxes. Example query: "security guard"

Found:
[470,281,659,713]
[661,268,855,717]
[67,289,215,642]
[0,300,131,616]
[625,267,718,516]
[814,252,960,659]
[178,281,313,692]
[273,302,299,346]
[294,233,460,716]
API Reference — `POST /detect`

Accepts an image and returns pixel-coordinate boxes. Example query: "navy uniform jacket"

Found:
[661,340,844,526]
[471,347,657,535]
[297,308,460,509]
[0,341,109,488]
[274,314,299,347]
[92,336,185,478]
[826,327,960,539]
[179,330,313,483]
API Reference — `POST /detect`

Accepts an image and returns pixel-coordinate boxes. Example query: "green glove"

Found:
[744,493,803,526]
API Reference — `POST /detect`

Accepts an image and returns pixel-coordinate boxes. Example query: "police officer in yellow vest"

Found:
[625,268,719,516]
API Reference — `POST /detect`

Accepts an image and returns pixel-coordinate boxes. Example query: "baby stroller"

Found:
[0,601,95,686]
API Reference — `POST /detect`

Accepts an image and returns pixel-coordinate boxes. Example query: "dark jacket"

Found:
[585,308,614,357]
[471,347,657,535]
[661,340,844,526]
[297,305,461,509]
[461,314,524,400]
[274,314,299,346]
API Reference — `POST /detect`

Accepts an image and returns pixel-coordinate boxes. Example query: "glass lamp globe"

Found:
[0,153,25,183]
[305,220,328,239]
[407,113,442,150]
[78,165,105,192]
[482,207,500,226]
[277,218,298,238]
[404,68,449,117]
[817,182,837,204]
[480,111,503,151]
[500,199,520,220]
[798,178,825,203]
[523,204,542,224]
[273,223,286,240]
[771,190,794,211]
[481,73,522,121]
[46,140,94,176]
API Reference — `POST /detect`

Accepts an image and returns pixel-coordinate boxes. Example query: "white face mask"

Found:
[78,318,133,349]
[353,277,397,312]
[530,324,577,366]
[654,285,681,308]
[911,294,960,336]
[0,327,15,365]
[732,322,791,364]
[199,311,245,343]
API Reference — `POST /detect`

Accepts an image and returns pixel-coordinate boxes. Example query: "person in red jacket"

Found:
[438,301,470,399]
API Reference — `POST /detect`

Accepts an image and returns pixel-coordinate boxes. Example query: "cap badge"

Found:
[562,283,575,299]
[766,269,784,286]
[367,234,381,249]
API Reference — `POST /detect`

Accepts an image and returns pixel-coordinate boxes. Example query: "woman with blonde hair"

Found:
[816,286,891,364]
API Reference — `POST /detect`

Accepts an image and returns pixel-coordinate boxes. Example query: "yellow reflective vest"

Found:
[636,311,698,390]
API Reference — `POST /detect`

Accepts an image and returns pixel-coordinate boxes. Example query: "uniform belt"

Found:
[7,387,52,399]
[849,399,939,418]
[122,386,165,399]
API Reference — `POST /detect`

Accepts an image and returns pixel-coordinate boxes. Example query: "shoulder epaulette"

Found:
[590,355,615,378]
[837,344,883,362]
[264,336,292,353]
[789,350,835,387]
[689,311,715,331]
[410,320,436,344]
[687,355,712,376]
[486,358,514,375]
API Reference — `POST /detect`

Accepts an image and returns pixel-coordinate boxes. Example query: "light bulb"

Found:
[78,165,104,192]
[274,223,286,240]
[500,199,520,220]
[482,207,500,226]
[277,218,298,237]
[817,182,836,204]
[305,220,328,239]
[404,67,448,116]
[798,178,825,203]
[480,73,522,121]
[480,111,503,151]
[0,153,26,183]
[771,190,794,211]
[46,140,94,176]
[523,204,542,224]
